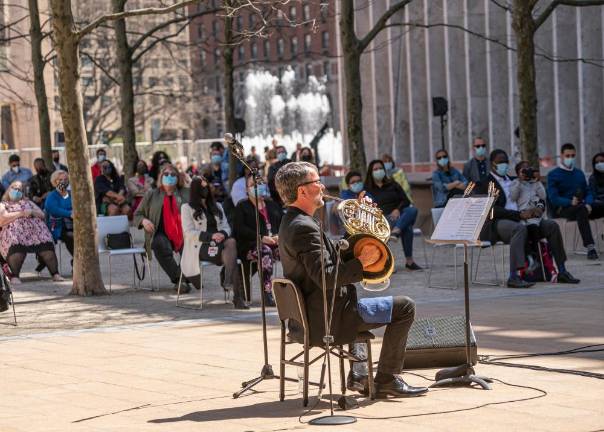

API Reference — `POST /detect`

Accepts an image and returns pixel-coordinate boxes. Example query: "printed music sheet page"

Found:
[430,197,494,243]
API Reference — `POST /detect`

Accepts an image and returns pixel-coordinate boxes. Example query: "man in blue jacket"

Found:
[547,143,598,260]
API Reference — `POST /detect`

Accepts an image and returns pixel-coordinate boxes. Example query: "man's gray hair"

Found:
[275,161,317,205]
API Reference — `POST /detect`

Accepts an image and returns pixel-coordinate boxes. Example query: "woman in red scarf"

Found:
[134,164,190,291]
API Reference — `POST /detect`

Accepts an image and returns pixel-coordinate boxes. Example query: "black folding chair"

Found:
[0,260,17,326]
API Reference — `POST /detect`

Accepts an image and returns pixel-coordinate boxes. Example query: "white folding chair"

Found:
[97,215,152,293]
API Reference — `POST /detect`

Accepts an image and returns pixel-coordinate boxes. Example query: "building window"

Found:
[321,31,329,50]
[289,5,297,20]
[212,20,219,36]
[214,48,221,64]
[200,50,207,63]
[323,61,331,79]
[277,38,284,58]
[215,76,221,94]
[290,36,298,56]
[249,13,256,28]
[320,3,328,21]
[304,34,312,53]
[305,63,313,80]
[263,40,270,58]
[148,77,158,87]
[82,76,93,87]
[251,42,258,60]
[236,15,243,32]
[238,45,245,62]
[197,24,204,39]
[303,4,311,21]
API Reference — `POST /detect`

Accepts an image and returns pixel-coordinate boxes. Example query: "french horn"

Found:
[324,194,394,291]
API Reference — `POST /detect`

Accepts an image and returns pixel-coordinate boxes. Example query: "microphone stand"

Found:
[228,134,275,398]
[308,213,356,426]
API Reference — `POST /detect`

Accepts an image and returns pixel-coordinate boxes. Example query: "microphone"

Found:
[224,133,244,158]
[337,239,350,251]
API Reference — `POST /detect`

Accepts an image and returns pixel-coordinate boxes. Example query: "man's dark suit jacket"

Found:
[278,206,364,346]
[474,173,521,243]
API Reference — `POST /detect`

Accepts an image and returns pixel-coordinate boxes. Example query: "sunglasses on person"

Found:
[436,155,448,160]
[474,144,486,148]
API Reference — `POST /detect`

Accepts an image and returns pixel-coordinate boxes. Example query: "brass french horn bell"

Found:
[325,194,394,290]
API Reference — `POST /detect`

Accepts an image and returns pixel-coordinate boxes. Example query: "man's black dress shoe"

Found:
[346,370,368,395]
[233,298,250,310]
[375,376,428,398]
[557,271,580,284]
[506,278,535,289]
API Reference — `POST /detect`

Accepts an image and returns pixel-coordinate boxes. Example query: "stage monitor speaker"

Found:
[432,97,448,117]
[404,315,477,370]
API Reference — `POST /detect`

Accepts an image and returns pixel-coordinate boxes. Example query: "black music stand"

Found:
[427,197,495,390]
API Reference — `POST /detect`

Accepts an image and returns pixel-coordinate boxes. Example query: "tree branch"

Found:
[359,0,414,52]
[534,0,604,30]
[77,0,202,39]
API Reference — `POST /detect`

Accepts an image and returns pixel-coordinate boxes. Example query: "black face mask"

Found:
[102,165,113,176]
[37,167,48,175]
[53,157,60,163]
[301,154,312,162]
[136,165,147,175]
[199,186,210,199]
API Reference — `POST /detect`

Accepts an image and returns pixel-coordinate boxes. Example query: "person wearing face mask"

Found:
[127,159,154,213]
[366,160,422,271]
[298,146,316,165]
[230,156,258,206]
[547,143,598,260]
[29,158,53,209]
[180,176,247,308]
[431,149,468,208]
[90,148,107,182]
[149,151,172,183]
[341,171,370,200]
[267,145,291,208]
[381,154,413,205]
[203,148,228,203]
[94,160,130,216]
[0,181,63,284]
[588,152,604,221]
[463,137,489,185]
[233,175,282,307]
[51,150,68,172]
[45,170,74,261]
[134,164,191,291]
[2,154,33,190]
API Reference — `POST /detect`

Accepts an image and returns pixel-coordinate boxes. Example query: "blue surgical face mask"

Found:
[350,182,364,194]
[437,157,449,168]
[9,189,22,201]
[563,157,575,169]
[372,169,386,182]
[475,146,487,157]
[162,173,178,186]
[495,163,509,177]
[595,162,604,173]
[383,162,394,171]
[211,155,222,165]
[97,154,106,163]
[277,152,287,162]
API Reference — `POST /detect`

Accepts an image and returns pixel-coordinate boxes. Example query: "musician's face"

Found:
[298,171,324,209]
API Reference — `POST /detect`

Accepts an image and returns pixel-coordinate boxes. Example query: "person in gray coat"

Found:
[463,136,489,185]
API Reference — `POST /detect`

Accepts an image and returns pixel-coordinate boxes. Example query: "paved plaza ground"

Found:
[1,234,603,431]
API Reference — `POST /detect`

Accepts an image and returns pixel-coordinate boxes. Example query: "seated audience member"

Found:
[233,175,282,307]
[547,143,598,260]
[463,136,489,185]
[29,158,53,209]
[382,153,414,204]
[365,159,422,271]
[230,156,258,206]
[204,146,229,203]
[134,164,190,290]
[181,176,248,309]
[210,141,230,182]
[341,171,367,200]
[90,148,107,182]
[290,142,303,161]
[45,170,74,261]
[149,150,171,183]
[52,150,68,172]
[267,145,291,207]
[0,181,63,283]
[588,152,604,220]
[2,154,33,190]
[476,149,579,287]
[510,161,546,246]
[298,147,316,166]
[94,160,130,216]
[431,149,468,208]
[127,159,154,213]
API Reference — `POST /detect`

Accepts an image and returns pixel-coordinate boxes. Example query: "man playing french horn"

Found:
[276,162,428,398]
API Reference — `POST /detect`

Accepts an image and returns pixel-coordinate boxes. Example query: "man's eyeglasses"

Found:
[298,179,321,187]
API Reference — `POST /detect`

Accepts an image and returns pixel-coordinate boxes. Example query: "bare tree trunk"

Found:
[340,0,366,172]
[49,0,107,296]
[113,0,138,178]
[513,1,539,167]
[29,0,53,168]
[224,0,237,187]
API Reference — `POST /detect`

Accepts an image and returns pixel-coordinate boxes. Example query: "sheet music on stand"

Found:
[430,197,495,244]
